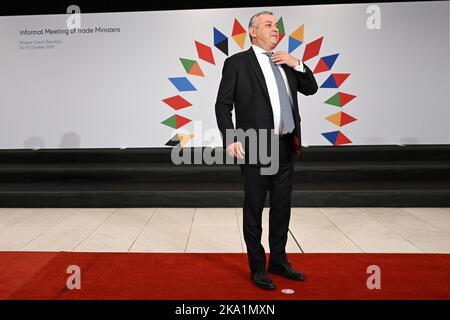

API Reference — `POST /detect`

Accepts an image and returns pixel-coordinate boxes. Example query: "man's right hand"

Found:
[226,142,245,159]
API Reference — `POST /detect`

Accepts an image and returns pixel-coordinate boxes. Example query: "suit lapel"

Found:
[247,48,297,107]
[246,48,271,102]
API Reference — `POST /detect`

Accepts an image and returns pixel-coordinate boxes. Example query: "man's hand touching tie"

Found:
[271,51,299,68]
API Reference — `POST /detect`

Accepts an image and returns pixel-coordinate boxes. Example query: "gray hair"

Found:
[248,11,273,29]
[248,11,274,43]
[248,11,274,29]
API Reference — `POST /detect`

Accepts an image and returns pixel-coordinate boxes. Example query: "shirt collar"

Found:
[252,44,272,55]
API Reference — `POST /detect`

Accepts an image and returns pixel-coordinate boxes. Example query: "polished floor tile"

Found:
[320,208,423,253]
[0,208,37,231]
[403,208,450,233]
[289,208,362,253]
[0,207,448,253]
[0,209,75,251]
[365,208,450,253]
[73,208,155,252]
[130,208,194,252]
[21,209,116,251]
[186,208,242,252]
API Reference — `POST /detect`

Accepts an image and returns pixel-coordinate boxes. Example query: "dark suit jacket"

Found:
[215,47,318,162]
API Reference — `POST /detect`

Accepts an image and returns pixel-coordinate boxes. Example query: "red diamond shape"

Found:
[302,36,323,62]
[195,41,215,65]
[162,95,192,110]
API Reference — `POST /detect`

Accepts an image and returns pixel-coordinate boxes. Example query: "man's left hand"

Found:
[271,51,299,67]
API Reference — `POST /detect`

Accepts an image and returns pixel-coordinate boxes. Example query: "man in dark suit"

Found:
[215,11,318,290]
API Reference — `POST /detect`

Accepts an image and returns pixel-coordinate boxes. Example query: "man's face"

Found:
[250,14,279,50]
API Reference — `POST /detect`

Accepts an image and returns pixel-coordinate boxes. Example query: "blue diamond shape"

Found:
[168,77,197,92]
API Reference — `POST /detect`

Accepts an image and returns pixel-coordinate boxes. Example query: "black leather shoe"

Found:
[267,261,305,281]
[251,271,276,290]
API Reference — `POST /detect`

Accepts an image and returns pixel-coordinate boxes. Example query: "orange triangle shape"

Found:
[290,25,304,42]
[232,33,246,50]
[188,62,204,77]
[325,112,342,126]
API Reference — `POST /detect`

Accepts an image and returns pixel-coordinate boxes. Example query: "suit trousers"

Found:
[240,133,294,273]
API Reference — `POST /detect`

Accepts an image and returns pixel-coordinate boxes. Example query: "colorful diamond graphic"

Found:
[195,41,215,65]
[162,20,356,148]
[324,92,356,107]
[180,58,204,77]
[162,95,192,111]
[322,130,352,145]
[288,25,304,53]
[302,36,323,62]
[231,19,246,49]
[214,27,228,56]
[168,77,197,92]
[276,17,285,46]
[325,111,357,127]
[320,73,351,88]
[161,114,192,129]
[314,53,339,74]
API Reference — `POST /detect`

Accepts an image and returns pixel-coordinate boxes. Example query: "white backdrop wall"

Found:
[0,1,449,149]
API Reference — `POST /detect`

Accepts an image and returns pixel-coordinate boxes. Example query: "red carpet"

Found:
[0,252,449,300]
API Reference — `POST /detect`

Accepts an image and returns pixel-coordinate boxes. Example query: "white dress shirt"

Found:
[252,44,306,135]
